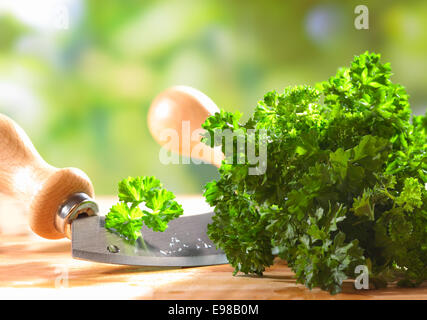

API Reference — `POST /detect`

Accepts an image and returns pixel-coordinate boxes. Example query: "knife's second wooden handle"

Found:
[0,114,95,239]
[148,86,224,167]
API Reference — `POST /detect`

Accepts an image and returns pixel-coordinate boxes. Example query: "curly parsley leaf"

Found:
[105,176,183,243]
[395,177,424,212]
[202,52,427,294]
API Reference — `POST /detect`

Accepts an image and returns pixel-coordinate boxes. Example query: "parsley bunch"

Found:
[202,52,426,294]
[105,176,184,243]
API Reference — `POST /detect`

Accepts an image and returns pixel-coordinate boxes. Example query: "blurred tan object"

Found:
[148,86,224,167]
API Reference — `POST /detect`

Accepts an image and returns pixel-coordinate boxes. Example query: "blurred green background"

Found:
[0,0,426,195]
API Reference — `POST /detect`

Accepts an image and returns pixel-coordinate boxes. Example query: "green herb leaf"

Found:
[202,51,427,294]
[105,176,183,242]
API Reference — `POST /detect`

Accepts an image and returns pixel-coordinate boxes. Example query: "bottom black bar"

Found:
[1,300,425,318]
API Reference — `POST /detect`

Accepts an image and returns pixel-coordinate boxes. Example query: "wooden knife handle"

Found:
[148,86,224,167]
[0,114,95,239]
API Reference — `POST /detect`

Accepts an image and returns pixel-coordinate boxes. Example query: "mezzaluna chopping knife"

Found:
[0,86,227,267]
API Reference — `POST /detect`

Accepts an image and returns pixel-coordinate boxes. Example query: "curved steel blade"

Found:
[71,212,228,267]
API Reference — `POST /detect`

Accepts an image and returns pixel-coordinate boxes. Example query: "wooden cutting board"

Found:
[0,196,426,300]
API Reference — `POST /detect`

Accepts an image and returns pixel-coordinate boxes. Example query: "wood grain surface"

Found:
[0,196,426,300]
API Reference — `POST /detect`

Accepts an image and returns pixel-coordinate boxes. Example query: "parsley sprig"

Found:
[105,176,184,243]
[202,52,426,294]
